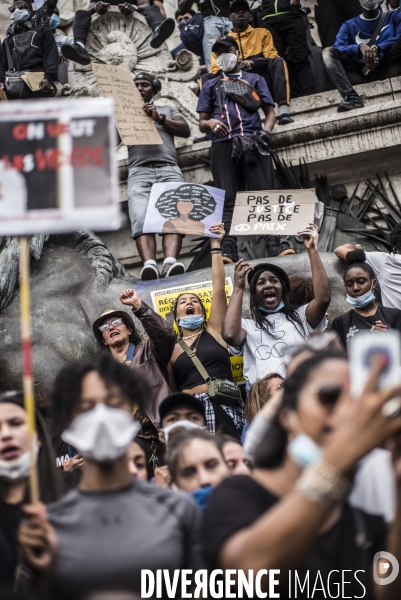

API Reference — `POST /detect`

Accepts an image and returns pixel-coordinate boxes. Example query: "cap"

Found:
[159,393,206,424]
[92,309,136,346]
[230,0,250,13]
[212,35,239,53]
[9,0,33,11]
[247,262,291,291]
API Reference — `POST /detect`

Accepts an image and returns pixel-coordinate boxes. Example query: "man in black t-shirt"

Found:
[61,0,176,65]
[177,0,232,71]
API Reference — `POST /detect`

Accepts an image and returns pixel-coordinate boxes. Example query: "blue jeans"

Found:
[202,15,232,71]
[127,165,184,239]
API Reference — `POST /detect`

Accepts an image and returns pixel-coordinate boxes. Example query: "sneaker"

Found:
[278,114,294,125]
[140,264,159,281]
[61,43,91,66]
[150,18,175,49]
[337,94,364,113]
[161,262,185,278]
[221,238,239,264]
[265,236,296,258]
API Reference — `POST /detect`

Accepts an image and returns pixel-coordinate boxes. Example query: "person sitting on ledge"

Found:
[209,0,293,126]
[322,0,401,112]
[61,0,176,65]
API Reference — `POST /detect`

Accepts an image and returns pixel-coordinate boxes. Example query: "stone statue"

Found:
[0,232,349,404]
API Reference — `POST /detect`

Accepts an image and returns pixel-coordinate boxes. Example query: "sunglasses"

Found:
[317,385,343,407]
[98,318,124,333]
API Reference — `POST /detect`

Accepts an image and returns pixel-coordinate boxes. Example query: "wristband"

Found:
[297,459,351,505]
[211,249,222,254]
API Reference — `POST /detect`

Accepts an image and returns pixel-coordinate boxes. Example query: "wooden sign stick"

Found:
[19,237,39,504]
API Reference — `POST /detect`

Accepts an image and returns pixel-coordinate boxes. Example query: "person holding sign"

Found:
[222,223,331,386]
[128,72,191,280]
[197,35,277,264]
[0,391,62,593]
[169,223,246,440]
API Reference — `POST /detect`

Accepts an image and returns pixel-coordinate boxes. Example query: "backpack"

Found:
[180,13,204,57]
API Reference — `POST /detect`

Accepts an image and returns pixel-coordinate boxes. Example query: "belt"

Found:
[141,161,176,168]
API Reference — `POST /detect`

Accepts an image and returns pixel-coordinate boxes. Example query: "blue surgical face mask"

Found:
[190,486,215,512]
[346,286,375,308]
[258,300,285,314]
[288,433,323,468]
[49,14,60,29]
[10,8,30,22]
[177,315,205,330]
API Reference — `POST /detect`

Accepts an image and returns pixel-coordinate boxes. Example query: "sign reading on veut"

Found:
[92,63,163,146]
[143,182,225,237]
[229,189,316,236]
[0,97,121,235]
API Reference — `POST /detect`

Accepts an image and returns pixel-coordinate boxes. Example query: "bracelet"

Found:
[211,249,222,254]
[297,459,352,505]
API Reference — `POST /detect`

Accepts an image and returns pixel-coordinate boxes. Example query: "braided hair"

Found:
[249,270,306,340]
[344,248,375,281]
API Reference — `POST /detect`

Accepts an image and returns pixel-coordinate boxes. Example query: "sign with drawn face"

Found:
[229,189,316,236]
[143,182,225,237]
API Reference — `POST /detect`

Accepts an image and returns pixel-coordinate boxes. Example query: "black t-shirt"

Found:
[331,307,401,349]
[202,476,387,599]
[196,0,230,18]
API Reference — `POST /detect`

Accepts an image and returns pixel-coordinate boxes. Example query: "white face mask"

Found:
[216,52,238,73]
[0,437,39,482]
[163,419,204,444]
[288,433,323,468]
[62,404,141,463]
[359,0,382,10]
[10,8,30,22]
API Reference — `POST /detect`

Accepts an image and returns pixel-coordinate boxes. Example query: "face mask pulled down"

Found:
[0,436,39,482]
[359,0,382,10]
[346,285,375,308]
[216,52,238,73]
[178,315,205,330]
[62,404,141,463]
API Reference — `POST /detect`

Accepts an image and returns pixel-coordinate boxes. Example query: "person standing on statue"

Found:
[197,36,284,263]
[126,72,191,280]
[61,0,176,65]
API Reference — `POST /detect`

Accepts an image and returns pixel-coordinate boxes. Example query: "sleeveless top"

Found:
[173,331,233,390]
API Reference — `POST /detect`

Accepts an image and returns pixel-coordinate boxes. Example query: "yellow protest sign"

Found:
[150,278,245,383]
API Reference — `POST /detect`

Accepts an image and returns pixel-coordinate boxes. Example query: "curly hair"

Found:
[50,352,150,432]
[249,270,306,340]
[344,248,375,281]
[172,292,208,338]
[155,184,217,222]
[389,223,401,252]
[289,276,314,308]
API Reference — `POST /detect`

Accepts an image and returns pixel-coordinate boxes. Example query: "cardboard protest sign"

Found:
[150,278,244,382]
[92,63,162,146]
[0,97,120,235]
[229,189,316,236]
[143,182,225,237]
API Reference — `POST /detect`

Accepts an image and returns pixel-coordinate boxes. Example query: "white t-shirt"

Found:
[365,252,401,309]
[241,304,327,383]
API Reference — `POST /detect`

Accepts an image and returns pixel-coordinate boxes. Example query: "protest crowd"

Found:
[3,0,401,598]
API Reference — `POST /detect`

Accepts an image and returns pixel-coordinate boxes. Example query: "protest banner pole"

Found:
[19,236,39,504]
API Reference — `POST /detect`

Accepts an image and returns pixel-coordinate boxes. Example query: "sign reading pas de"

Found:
[230,189,316,236]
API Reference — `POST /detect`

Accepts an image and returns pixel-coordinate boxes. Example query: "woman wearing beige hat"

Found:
[92,289,176,471]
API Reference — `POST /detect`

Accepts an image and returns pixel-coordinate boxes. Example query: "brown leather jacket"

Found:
[128,301,175,429]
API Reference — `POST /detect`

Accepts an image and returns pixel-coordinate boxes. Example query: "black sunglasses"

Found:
[317,385,343,406]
